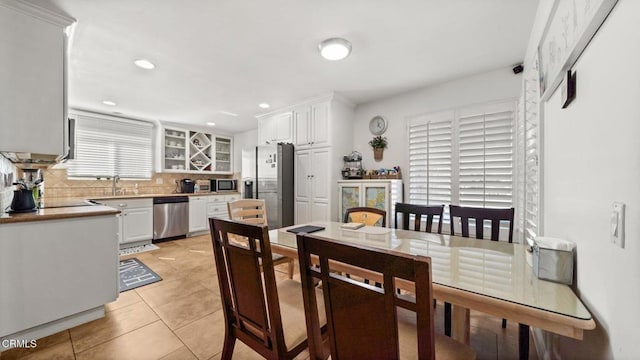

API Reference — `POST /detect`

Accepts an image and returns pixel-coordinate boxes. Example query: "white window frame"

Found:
[407,99,518,238]
[67,112,154,180]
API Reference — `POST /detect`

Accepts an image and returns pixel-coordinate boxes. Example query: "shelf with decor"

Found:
[214,136,233,173]
[162,128,188,171]
[189,131,213,172]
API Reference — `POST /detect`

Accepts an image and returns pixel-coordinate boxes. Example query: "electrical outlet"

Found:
[611,202,625,248]
[156,178,163,185]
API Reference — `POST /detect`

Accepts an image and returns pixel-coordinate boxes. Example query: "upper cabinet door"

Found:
[294,106,311,147]
[311,102,330,147]
[274,112,293,142]
[259,112,293,144]
[0,3,73,155]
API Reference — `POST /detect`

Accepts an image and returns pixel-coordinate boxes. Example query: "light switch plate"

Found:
[611,202,625,248]
[156,178,163,185]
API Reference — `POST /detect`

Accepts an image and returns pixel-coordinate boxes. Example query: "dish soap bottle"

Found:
[194,183,199,193]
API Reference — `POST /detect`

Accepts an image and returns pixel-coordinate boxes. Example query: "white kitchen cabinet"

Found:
[214,135,233,173]
[0,1,74,157]
[258,111,293,144]
[189,196,208,232]
[98,198,153,244]
[337,180,403,227]
[294,101,330,148]
[158,125,233,174]
[295,148,331,224]
[0,215,118,342]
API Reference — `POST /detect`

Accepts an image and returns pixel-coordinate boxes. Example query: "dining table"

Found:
[267,221,595,353]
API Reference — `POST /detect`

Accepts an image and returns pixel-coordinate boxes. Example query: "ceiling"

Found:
[42,0,539,134]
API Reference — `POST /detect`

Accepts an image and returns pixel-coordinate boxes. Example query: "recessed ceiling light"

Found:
[102,100,117,106]
[319,37,352,61]
[259,103,270,109]
[219,111,239,117]
[134,59,155,70]
[206,122,216,126]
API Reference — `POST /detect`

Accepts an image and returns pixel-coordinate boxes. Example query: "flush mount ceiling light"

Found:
[219,111,239,117]
[318,37,352,61]
[206,122,216,126]
[102,100,117,106]
[259,103,270,109]
[134,59,155,70]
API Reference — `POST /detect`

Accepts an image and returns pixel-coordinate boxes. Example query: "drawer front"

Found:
[207,203,227,217]
[207,195,225,204]
[225,194,240,202]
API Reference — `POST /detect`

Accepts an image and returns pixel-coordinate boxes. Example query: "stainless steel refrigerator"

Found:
[252,143,294,229]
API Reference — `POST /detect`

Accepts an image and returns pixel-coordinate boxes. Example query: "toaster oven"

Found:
[195,180,211,193]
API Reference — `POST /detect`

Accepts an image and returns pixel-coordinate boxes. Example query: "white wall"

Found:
[530,0,639,358]
[353,67,522,184]
[233,128,258,179]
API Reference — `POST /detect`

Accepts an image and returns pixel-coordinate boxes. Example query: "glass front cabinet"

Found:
[160,126,233,174]
[337,180,403,227]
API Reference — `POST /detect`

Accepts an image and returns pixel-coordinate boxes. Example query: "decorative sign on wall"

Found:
[538,0,618,101]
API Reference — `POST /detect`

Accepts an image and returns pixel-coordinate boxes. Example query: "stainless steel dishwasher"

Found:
[153,196,189,241]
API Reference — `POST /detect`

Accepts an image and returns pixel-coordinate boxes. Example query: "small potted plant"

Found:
[368,135,388,161]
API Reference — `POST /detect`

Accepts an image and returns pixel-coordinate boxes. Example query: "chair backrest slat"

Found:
[228,199,268,225]
[297,233,436,360]
[394,203,444,234]
[343,206,387,227]
[449,205,515,242]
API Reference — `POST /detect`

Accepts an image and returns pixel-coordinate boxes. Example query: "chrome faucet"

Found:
[112,175,120,196]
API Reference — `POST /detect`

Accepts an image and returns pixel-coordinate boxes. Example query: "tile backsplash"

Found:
[42,167,236,198]
[0,156,17,210]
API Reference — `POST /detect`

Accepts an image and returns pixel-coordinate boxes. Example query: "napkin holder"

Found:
[533,237,576,285]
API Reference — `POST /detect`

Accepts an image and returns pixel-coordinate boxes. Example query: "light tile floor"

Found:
[0,234,537,360]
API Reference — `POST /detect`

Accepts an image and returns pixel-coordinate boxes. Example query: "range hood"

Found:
[0,152,65,166]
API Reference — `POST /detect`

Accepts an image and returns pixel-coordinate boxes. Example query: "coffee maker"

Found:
[10,169,42,212]
[178,179,195,193]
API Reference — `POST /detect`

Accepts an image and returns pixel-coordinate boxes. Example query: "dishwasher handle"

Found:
[153,196,189,204]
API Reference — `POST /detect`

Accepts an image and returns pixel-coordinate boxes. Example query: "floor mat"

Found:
[119,258,162,292]
[119,243,160,257]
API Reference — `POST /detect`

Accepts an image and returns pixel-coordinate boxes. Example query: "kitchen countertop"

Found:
[0,205,120,224]
[0,192,240,224]
[89,192,240,201]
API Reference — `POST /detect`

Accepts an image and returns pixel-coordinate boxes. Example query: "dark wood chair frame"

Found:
[296,232,437,360]
[210,217,309,360]
[448,205,529,360]
[343,206,387,227]
[394,203,445,234]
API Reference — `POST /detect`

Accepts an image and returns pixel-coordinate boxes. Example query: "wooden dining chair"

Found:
[394,203,445,233]
[228,199,295,279]
[209,218,326,360]
[296,232,475,360]
[343,206,387,227]
[448,205,529,360]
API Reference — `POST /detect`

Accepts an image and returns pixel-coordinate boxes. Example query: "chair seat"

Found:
[276,279,327,351]
[398,308,476,360]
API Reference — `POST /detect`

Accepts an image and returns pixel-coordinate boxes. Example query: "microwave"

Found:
[212,179,237,192]
[195,180,211,193]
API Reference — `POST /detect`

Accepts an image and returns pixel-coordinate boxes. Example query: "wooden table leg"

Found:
[451,305,470,345]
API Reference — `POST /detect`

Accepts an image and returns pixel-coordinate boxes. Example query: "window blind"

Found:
[408,111,453,206]
[522,58,541,246]
[408,100,516,236]
[67,114,154,179]
[458,104,514,208]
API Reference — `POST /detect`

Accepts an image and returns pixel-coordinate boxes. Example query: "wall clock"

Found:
[369,115,388,135]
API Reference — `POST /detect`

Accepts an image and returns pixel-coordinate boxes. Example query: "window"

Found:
[67,114,154,179]
[520,57,541,246]
[408,100,516,229]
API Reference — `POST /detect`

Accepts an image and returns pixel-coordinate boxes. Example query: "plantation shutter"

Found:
[458,102,515,208]
[408,111,453,206]
[67,114,154,179]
